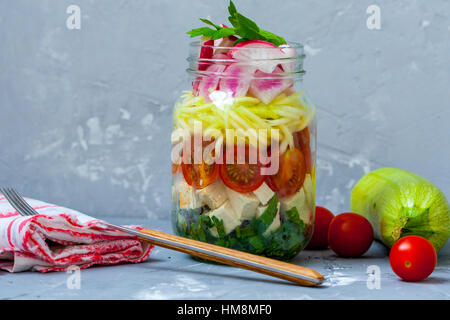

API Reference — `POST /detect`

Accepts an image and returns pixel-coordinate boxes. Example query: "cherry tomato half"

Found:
[220,145,265,193]
[293,127,312,174]
[389,235,437,282]
[181,137,219,189]
[267,147,306,198]
[305,206,335,250]
[182,162,219,189]
[328,213,374,257]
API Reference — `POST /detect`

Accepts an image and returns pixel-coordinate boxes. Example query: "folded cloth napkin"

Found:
[0,194,153,272]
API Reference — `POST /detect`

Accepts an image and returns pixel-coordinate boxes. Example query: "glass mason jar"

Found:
[171,41,316,261]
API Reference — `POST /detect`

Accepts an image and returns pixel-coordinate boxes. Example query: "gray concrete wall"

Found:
[1,0,449,219]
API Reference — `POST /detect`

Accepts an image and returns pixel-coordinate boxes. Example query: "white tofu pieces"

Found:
[256,202,281,237]
[207,201,241,235]
[253,183,275,205]
[279,174,315,225]
[280,188,310,224]
[196,180,227,210]
[226,187,260,220]
[177,179,204,209]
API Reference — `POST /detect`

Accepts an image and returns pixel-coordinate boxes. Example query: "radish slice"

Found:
[214,36,237,48]
[199,39,214,71]
[219,64,256,98]
[213,52,230,59]
[278,44,297,73]
[196,64,227,101]
[193,77,201,95]
[214,36,238,55]
[228,40,287,73]
[248,66,293,104]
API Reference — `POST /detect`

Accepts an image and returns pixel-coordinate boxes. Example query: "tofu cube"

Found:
[196,180,227,210]
[280,189,310,224]
[207,201,241,235]
[226,187,260,220]
[177,179,203,209]
[253,182,275,205]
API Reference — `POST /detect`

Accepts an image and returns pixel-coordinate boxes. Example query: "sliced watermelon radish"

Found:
[278,44,297,73]
[198,39,214,71]
[192,77,201,95]
[227,40,287,73]
[248,66,293,104]
[219,64,256,98]
[213,52,230,60]
[214,36,238,55]
[196,64,227,101]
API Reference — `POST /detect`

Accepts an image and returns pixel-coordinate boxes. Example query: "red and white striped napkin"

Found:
[0,194,153,272]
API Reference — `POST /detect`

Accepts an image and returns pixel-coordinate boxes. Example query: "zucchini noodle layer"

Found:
[173,90,315,151]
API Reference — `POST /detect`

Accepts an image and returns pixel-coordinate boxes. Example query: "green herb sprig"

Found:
[187,0,286,46]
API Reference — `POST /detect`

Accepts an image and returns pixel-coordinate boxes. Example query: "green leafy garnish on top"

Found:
[186,0,286,46]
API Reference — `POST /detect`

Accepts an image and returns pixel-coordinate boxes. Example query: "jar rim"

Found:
[187,40,305,78]
[189,40,304,51]
[186,41,305,78]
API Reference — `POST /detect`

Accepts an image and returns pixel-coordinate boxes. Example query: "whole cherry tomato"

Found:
[328,213,374,257]
[389,235,437,282]
[305,206,335,249]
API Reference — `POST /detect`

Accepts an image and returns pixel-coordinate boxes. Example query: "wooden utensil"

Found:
[104,223,324,287]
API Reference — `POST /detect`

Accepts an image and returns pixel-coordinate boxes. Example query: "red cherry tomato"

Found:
[266,148,306,198]
[219,145,265,193]
[182,162,219,189]
[328,213,374,257]
[389,235,437,282]
[181,137,219,189]
[305,206,335,249]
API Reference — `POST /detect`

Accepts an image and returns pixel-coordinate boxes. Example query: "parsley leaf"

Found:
[187,23,236,40]
[227,0,286,46]
[199,18,221,30]
[186,1,286,46]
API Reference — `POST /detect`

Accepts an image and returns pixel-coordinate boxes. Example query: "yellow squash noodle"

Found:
[173,90,315,150]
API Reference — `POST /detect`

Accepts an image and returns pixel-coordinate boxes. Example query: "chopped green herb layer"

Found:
[171,195,310,261]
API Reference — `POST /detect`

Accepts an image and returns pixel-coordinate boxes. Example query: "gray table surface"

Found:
[1,217,449,300]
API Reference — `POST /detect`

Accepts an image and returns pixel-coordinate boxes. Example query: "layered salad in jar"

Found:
[171,1,316,260]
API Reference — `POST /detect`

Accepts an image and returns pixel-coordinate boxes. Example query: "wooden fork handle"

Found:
[138,228,324,287]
